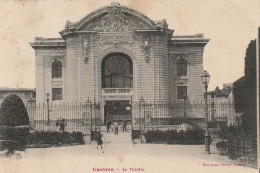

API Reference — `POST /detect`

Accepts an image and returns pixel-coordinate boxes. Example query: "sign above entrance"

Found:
[94,34,133,45]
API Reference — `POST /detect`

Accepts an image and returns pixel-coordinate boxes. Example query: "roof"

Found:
[0,88,35,92]
[29,37,65,49]
[207,86,232,97]
[170,34,209,46]
[30,2,209,48]
[59,2,173,39]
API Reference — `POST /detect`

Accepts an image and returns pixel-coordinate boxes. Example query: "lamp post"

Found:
[139,97,145,143]
[201,70,210,154]
[183,94,188,124]
[46,93,50,126]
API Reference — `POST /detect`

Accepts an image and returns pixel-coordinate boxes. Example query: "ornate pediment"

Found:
[81,5,151,32]
[59,3,167,38]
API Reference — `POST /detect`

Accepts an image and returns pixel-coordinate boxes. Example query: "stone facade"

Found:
[30,3,209,123]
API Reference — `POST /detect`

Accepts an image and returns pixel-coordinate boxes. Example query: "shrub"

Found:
[145,128,204,145]
[217,126,257,166]
[27,131,85,148]
[0,94,29,126]
[216,141,228,155]
[0,94,29,155]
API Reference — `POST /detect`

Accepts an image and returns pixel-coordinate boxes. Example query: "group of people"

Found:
[55,119,65,132]
[95,118,128,149]
[106,118,127,135]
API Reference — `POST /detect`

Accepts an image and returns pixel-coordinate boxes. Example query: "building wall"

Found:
[34,48,66,103]
[168,45,205,102]
[65,36,82,102]
[33,38,206,104]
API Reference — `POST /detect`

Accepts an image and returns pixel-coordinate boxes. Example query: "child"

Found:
[96,129,103,149]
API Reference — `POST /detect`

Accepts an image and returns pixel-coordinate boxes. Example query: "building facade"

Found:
[30,3,209,123]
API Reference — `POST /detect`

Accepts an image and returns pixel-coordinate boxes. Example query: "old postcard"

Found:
[0,0,259,173]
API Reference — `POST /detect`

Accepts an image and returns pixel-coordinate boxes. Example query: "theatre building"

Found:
[30,2,209,123]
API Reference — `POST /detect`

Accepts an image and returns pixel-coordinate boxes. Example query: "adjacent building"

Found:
[207,83,241,127]
[0,88,36,106]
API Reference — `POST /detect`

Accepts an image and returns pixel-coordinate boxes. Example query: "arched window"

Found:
[177,58,187,77]
[102,53,133,88]
[52,60,62,78]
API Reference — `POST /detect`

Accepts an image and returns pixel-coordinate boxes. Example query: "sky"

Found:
[0,0,259,91]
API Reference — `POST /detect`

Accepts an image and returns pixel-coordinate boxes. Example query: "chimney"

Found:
[215,86,220,93]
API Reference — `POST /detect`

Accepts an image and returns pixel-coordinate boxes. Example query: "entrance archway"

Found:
[101,53,133,128]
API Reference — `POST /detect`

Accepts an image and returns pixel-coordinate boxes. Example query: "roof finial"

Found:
[111,2,120,6]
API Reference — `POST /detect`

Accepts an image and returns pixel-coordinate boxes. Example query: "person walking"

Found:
[96,129,103,149]
[114,121,118,135]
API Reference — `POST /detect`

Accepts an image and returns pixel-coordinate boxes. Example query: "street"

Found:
[0,131,257,173]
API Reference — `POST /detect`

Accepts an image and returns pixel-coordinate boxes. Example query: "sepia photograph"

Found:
[0,0,259,172]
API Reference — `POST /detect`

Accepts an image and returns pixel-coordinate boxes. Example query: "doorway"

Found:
[104,100,131,124]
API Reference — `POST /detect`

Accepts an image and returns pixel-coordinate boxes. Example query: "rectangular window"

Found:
[52,61,62,78]
[52,88,63,101]
[177,86,187,99]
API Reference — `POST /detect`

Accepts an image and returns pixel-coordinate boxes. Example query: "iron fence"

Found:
[131,99,238,132]
[26,101,101,134]
[25,99,237,133]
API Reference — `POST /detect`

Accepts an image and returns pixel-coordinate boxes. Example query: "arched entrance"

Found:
[101,53,133,125]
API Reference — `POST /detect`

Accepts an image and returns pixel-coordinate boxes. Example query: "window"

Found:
[102,53,133,88]
[177,59,187,77]
[52,60,62,78]
[52,88,63,101]
[177,86,187,99]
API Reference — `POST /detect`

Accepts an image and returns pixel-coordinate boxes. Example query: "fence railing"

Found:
[131,99,238,131]
[25,99,237,133]
[26,102,101,133]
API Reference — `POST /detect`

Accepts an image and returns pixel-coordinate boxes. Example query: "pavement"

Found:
[0,130,258,173]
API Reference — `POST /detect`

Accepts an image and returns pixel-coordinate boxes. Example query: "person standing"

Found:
[106,119,111,133]
[59,119,65,132]
[122,118,127,132]
[114,121,118,135]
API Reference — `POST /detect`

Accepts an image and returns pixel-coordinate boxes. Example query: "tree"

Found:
[233,39,256,134]
[0,94,29,156]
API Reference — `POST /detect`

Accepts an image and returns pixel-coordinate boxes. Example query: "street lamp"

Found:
[183,94,188,124]
[201,70,210,154]
[46,93,50,126]
[139,97,145,143]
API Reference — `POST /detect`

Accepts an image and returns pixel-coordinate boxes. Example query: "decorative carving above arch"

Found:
[98,46,136,66]
[93,34,133,46]
[78,3,157,31]
[175,53,190,65]
[60,2,158,37]
[44,55,65,68]
[81,9,151,32]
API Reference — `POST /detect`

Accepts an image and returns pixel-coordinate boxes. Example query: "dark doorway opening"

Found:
[104,100,131,124]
